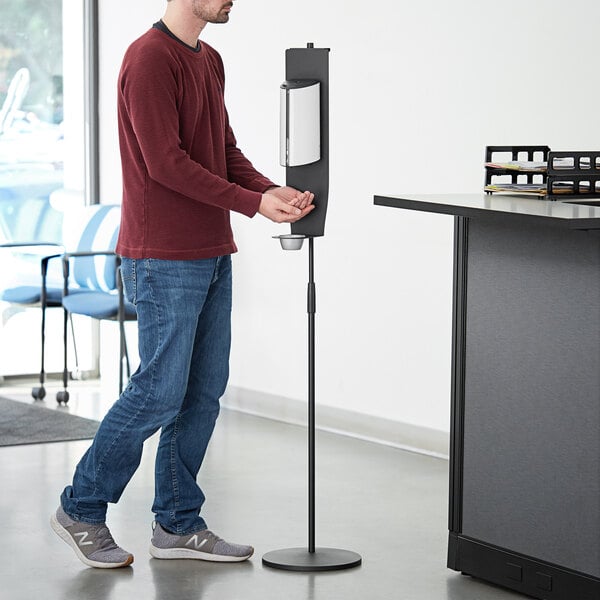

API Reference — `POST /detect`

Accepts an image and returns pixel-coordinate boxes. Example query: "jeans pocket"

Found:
[120,258,137,305]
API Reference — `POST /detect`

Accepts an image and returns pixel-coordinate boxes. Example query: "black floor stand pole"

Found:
[308,236,316,554]
[262,238,362,572]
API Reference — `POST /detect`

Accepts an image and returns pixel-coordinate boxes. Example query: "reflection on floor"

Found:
[0,381,523,600]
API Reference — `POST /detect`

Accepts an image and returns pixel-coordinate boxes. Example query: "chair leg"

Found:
[32,265,49,401]
[56,307,70,405]
[68,313,81,379]
[119,341,124,395]
[124,334,131,378]
[31,301,47,401]
[116,263,131,395]
[118,318,129,395]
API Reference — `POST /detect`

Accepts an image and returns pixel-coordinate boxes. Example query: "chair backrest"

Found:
[61,204,121,292]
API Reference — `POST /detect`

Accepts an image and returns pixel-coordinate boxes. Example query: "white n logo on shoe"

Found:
[185,535,208,550]
[74,531,94,547]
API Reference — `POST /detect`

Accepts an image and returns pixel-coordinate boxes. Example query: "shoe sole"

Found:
[149,543,253,562]
[50,513,134,569]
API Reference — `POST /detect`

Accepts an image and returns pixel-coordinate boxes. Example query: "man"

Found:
[50,0,314,569]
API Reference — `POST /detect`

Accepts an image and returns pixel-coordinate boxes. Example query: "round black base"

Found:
[262,547,362,572]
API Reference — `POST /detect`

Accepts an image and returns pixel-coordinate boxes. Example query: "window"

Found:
[0,0,64,243]
[0,0,98,379]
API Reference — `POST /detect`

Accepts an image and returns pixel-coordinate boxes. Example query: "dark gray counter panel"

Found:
[375,192,600,598]
[462,218,600,578]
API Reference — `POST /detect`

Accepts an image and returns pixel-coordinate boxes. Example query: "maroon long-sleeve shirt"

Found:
[116,24,276,259]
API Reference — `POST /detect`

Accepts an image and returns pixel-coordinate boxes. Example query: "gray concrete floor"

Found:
[0,383,525,600]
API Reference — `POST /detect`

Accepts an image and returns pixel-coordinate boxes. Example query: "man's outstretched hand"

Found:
[258,186,315,223]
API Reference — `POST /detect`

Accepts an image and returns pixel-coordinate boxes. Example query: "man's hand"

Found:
[267,186,315,210]
[258,187,315,223]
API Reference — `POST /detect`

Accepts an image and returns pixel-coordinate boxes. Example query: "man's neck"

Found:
[162,6,206,48]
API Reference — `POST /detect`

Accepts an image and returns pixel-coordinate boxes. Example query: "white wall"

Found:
[99,0,600,434]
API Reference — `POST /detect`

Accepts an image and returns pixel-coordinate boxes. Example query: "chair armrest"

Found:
[61,249,117,260]
[38,251,65,284]
[0,243,66,299]
[61,250,121,296]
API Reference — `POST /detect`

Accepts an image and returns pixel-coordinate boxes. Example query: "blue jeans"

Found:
[61,256,232,534]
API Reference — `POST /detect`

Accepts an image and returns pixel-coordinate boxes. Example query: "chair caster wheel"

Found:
[56,391,70,405]
[31,387,46,401]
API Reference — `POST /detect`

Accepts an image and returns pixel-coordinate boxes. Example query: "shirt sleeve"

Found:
[118,43,265,217]
[224,116,277,193]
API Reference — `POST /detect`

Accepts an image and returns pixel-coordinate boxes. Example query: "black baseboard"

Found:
[447,533,600,600]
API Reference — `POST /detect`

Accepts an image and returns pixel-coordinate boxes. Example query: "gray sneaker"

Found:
[149,522,254,562]
[50,506,134,569]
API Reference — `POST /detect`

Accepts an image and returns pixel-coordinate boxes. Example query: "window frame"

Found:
[84,0,99,206]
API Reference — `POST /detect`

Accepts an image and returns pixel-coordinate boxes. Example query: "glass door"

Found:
[0,0,95,379]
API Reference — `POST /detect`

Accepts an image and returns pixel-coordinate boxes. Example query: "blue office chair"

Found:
[58,205,136,404]
[1,241,67,400]
[1,204,136,403]
[0,198,70,400]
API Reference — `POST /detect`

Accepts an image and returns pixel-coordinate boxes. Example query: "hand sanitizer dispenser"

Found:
[280,79,321,167]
